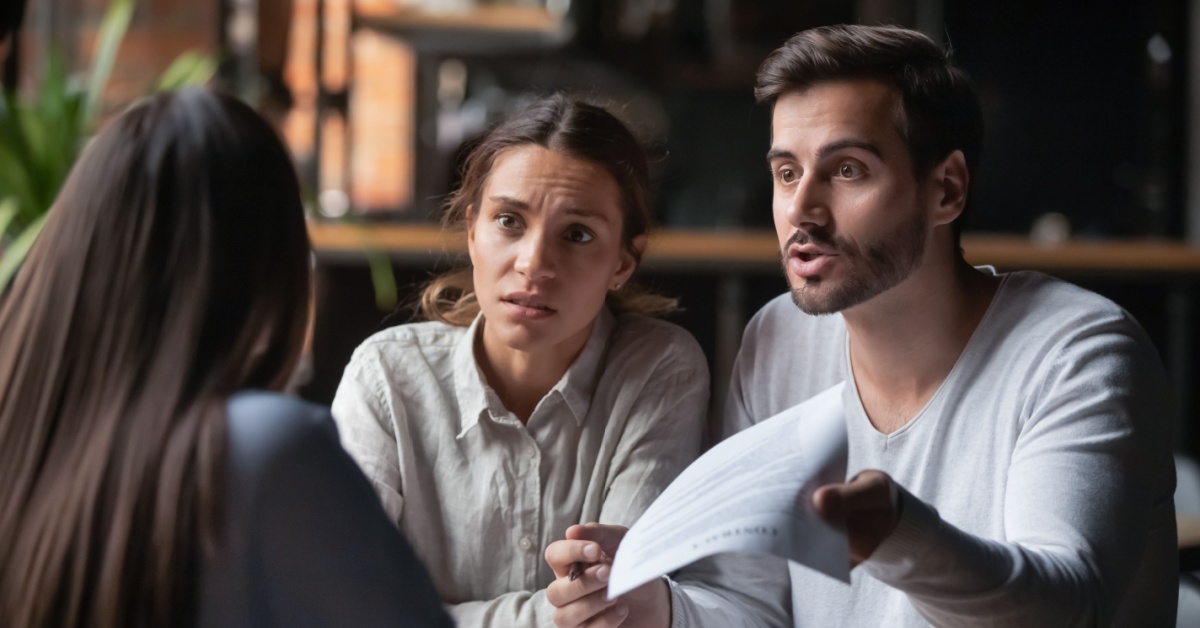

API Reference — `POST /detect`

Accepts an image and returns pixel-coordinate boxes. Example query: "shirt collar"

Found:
[452,314,491,439]
[554,306,614,426]
[451,307,616,437]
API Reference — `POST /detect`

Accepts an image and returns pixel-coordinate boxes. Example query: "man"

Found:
[544,24,1177,627]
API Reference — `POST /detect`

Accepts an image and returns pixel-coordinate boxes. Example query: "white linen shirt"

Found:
[331,307,709,626]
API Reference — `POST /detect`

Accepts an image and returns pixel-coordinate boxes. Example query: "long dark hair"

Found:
[0,88,312,626]
[420,94,677,325]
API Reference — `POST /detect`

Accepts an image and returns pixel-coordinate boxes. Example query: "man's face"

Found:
[768,79,931,315]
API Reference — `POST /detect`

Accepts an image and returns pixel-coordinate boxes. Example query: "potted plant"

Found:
[0,0,214,288]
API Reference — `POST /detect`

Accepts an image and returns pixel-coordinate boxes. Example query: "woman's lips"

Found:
[501,296,556,319]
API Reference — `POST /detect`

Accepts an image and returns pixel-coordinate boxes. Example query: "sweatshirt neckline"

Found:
[842,271,1014,442]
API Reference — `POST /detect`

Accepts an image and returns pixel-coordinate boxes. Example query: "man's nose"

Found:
[784,174,830,229]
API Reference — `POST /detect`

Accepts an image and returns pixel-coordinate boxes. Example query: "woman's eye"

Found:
[837,163,862,179]
[565,227,594,243]
[496,214,520,230]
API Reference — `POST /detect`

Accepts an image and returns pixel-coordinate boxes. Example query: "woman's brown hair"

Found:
[0,88,311,626]
[420,93,676,326]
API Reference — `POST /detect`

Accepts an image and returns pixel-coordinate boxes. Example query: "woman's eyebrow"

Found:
[564,207,610,222]
[488,195,529,209]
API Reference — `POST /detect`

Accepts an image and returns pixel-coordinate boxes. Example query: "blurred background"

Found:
[4,0,1200,456]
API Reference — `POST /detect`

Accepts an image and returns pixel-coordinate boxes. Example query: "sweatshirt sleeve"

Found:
[860,313,1178,627]
[667,553,792,628]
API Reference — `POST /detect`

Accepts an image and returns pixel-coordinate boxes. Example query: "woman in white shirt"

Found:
[332,94,710,626]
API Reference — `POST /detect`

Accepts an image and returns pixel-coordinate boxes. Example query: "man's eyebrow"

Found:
[816,139,882,161]
[765,148,795,163]
[766,139,882,164]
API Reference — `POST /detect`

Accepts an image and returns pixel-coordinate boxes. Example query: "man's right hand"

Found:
[544,523,671,628]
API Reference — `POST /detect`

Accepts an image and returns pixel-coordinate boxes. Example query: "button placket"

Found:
[526,432,542,586]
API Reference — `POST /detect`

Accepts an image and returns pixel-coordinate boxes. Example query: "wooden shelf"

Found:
[356,4,563,33]
[309,222,1200,278]
[352,4,569,52]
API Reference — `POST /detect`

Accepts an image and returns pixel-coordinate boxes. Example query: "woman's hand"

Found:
[545,523,671,628]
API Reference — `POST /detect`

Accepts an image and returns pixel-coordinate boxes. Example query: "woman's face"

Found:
[468,145,640,359]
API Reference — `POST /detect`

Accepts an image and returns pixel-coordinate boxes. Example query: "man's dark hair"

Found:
[755,24,984,254]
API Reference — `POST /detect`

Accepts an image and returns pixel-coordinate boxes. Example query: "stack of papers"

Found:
[608,383,851,598]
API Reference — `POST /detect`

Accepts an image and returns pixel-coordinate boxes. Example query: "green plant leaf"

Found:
[0,213,47,291]
[0,198,18,238]
[84,0,134,128]
[0,141,42,224]
[156,51,217,91]
[0,0,218,294]
[364,246,398,311]
[15,105,57,212]
[0,91,36,181]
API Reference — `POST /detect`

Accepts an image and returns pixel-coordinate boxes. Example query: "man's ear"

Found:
[930,150,969,227]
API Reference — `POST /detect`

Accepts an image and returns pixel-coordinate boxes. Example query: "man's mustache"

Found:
[785,229,840,251]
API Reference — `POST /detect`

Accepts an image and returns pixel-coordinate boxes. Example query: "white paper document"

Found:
[607,382,850,598]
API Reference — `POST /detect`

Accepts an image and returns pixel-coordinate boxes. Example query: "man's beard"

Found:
[783,212,928,315]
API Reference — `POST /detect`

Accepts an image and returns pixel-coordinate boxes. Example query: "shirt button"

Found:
[528,447,537,459]
[518,536,533,551]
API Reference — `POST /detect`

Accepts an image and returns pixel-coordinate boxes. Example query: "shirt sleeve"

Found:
[251,412,453,628]
[444,591,551,626]
[330,354,405,522]
[597,353,710,527]
[860,313,1178,626]
[668,553,792,628]
[664,323,792,628]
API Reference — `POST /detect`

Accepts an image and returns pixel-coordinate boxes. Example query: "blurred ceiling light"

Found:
[1147,33,1171,64]
[319,188,351,217]
[438,58,468,108]
[547,0,571,18]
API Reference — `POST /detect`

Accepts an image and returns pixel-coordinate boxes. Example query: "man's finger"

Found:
[813,471,894,520]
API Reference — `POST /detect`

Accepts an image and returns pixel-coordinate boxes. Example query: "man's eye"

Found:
[837,163,861,178]
[777,168,796,184]
[565,227,594,243]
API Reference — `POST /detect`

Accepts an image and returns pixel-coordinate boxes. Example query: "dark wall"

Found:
[944,0,1187,238]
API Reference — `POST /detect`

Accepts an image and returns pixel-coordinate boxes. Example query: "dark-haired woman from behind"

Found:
[0,88,452,628]
[331,94,710,626]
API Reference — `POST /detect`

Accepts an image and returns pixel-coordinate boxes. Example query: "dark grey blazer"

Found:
[197,391,453,628]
